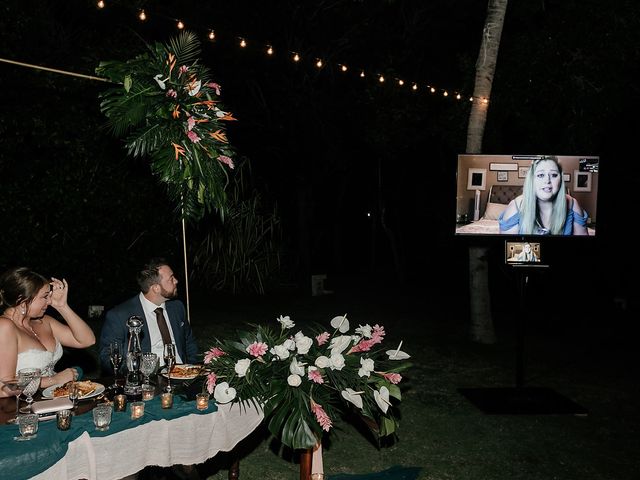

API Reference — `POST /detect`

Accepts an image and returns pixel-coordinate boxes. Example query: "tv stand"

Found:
[459,263,588,415]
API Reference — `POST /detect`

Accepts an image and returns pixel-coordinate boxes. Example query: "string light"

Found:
[76,2,473,105]
[482,98,489,104]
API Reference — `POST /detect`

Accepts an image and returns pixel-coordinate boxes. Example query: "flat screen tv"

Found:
[455,154,599,237]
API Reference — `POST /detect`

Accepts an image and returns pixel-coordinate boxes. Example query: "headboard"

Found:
[489,185,522,204]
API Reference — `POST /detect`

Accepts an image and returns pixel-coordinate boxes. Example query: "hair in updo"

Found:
[0,267,49,310]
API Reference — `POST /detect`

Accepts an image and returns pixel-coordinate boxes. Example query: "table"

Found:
[0,382,264,480]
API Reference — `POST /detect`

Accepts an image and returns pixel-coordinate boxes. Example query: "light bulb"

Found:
[316,59,323,68]
[412,84,418,91]
[398,79,404,86]
[97,0,105,8]
[240,39,247,47]
[443,91,448,97]
[430,87,436,93]
[378,75,385,83]
[267,46,273,55]
[360,71,365,78]
[138,10,146,21]
[293,53,300,62]
[177,20,184,29]
[456,93,461,100]
[341,65,347,72]
[208,31,215,40]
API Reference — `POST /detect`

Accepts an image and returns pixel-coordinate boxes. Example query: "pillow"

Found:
[483,202,507,220]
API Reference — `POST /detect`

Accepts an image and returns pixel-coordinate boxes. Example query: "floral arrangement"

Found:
[201,314,411,450]
[96,31,235,221]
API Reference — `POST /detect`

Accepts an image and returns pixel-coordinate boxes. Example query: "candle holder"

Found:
[130,401,145,419]
[113,394,127,412]
[195,392,210,411]
[56,409,72,431]
[160,392,173,409]
[142,385,155,401]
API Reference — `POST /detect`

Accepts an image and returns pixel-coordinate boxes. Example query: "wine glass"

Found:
[163,343,176,392]
[140,352,158,387]
[67,382,79,410]
[1,376,23,424]
[17,368,41,413]
[109,341,123,388]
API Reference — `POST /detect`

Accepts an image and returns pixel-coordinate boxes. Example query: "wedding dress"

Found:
[16,340,63,377]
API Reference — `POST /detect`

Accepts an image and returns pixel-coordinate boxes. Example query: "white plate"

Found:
[160,364,203,380]
[41,382,105,400]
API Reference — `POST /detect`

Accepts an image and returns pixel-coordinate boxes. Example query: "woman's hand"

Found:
[49,368,77,386]
[49,277,69,309]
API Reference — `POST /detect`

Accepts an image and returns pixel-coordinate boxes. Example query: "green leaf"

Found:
[388,384,401,401]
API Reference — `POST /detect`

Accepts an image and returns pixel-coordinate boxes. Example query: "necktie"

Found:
[154,307,172,346]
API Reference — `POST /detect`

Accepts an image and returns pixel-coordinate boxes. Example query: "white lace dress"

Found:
[15,340,63,377]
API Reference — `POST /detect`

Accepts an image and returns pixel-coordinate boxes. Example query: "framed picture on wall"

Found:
[518,166,528,178]
[466,168,486,190]
[497,171,508,182]
[574,171,592,192]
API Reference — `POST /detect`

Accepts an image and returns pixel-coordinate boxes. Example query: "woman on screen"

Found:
[498,156,589,235]
[515,243,539,262]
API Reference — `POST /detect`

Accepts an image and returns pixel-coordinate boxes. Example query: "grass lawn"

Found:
[79,274,639,479]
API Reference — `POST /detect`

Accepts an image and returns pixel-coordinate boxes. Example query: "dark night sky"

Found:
[1,0,639,309]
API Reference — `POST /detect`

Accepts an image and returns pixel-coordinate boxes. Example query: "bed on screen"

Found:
[455,185,595,235]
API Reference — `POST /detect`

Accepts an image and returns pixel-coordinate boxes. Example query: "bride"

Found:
[0,267,95,396]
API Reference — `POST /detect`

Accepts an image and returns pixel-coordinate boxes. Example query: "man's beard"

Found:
[160,285,178,299]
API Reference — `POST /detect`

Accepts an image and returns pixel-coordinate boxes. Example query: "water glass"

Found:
[92,403,113,431]
[15,413,39,441]
[56,409,72,430]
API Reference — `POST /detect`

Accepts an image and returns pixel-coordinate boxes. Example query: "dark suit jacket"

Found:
[99,295,199,374]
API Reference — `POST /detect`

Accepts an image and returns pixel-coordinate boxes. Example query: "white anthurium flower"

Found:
[287,374,302,387]
[234,358,251,377]
[330,315,350,333]
[153,74,168,90]
[358,357,375,377]
[386,340,411,360]
[374,386,391,414]
[314,355,330,369]
[277,315,295,329]
[329,353,345,371]
[284,338,296,351]
[329,335,352,356]
[213,382,237,404]
[187,79,202,96]
[294,332,313,355]
[341,388,364,409]
[289,357,306,376]
[355,324,372,338]
[270,344,290,360]
[215,109,228,118]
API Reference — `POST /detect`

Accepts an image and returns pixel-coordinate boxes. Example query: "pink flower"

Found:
[206,372,217,394]
[308,369,324,384]
[207,82,221,95]
[187,130,201,143]
[217,155,235,169]
[166,89,177,98]
[349,324,385,353]
[316,332,330,346]
[381,372,402,384]
[246,341,268,358]
[179,65,189,76]
[187,116,196,131]
[204,347,225,364]
[311,401,332,432]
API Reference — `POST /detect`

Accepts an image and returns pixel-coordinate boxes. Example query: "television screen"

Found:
[454,154,599,236]
[505,241,542,264]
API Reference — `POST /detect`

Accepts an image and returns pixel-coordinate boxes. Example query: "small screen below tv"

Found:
[505,241,542,264]
[454,154,599,237]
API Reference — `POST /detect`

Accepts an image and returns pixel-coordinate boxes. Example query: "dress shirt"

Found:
[139,292,184,365]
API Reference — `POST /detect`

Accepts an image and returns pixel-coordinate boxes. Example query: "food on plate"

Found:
[167,364,203,378]
[53,380,98,398]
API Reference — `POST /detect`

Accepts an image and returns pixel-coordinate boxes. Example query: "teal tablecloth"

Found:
[0,395,217,480]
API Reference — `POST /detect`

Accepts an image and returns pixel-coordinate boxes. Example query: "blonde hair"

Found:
[519,156,567,235]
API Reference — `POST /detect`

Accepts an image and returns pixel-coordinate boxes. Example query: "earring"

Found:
[21,307,26,314]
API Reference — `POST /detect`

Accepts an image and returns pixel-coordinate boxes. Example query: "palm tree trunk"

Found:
[466,0,509,343]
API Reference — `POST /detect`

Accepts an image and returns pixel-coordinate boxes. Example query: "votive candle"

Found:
[142,386,155,401]
[114,394,127,412]
[196,393,209,411]
[161,392,173,409]
[130,401,145,419]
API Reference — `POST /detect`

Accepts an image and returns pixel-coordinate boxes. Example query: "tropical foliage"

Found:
[201,314,411,450]
[96,31,236,221]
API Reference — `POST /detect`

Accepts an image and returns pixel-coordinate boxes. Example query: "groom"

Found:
[99,258,199,373]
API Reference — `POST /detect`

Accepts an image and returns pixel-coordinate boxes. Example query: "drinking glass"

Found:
[140,352,158,387]
[14,413,38,441]
[17,368,41,413]
[68,382,79,410]
[109,341,123,387]
[163,343,176,392]
[92,403,113,431]
[1,376,23,424]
